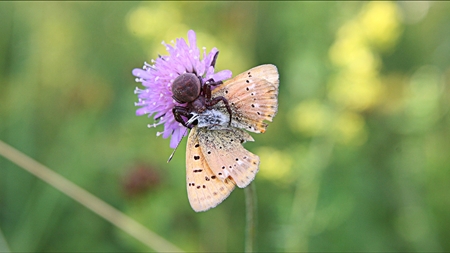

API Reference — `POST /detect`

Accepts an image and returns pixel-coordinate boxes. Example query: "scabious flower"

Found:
[133,30,232,148]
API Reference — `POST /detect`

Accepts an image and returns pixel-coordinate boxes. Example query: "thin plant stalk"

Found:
[0,227,10,253]
[244,182,257,252]
[0,140,183,252]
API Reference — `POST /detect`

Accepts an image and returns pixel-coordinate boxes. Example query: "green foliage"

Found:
[1,1,449,252]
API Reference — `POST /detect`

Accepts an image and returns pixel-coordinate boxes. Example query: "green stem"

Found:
[0,226,10,253]
[244,182,257,252]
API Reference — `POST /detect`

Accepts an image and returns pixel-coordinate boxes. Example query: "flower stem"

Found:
[245,182,257,252]
[0,140,183,252]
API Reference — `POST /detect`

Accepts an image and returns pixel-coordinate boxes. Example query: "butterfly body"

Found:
[184,64,279,212]
[194,110,231,130]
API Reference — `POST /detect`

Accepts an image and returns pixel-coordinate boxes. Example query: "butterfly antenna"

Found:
[167,114,199,163]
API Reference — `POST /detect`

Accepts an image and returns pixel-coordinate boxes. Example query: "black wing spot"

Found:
[196,186,201,189]
[251,104,255,107]
[194,144,200,148]
[194,155,200,160]
[211,175,216,179]
[207,151,211,154]
[246,85,249,89]
[205,176,210,181]
[222,166,225,169]
[235,158,239,161]
[203,185,206,189]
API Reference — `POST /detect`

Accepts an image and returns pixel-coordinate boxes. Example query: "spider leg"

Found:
[202,79,223,101]
[205,79,223,87]
[172,106,194,128]
[202,82,212,100]
[206,96,233,127]
[210,51,219,68]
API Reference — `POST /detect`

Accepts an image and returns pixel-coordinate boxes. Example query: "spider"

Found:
[171,52,232,129]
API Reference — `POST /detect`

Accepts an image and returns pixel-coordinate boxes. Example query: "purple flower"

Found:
[133,30,232,148]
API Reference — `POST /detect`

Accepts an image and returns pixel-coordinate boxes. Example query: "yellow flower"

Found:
[289,100,331,136]
[257,147,294,184]
[359,1,402,50]
[332,111,367,146]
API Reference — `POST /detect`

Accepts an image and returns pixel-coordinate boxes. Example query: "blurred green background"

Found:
[1,1,450,252]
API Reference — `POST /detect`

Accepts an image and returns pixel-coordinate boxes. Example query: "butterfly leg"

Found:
[173,106,195,128]
[206,96,233,127]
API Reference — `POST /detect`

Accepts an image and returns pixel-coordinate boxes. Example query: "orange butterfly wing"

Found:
[186,126,236,212]
[196,127,260,188]
[212,64,279,133]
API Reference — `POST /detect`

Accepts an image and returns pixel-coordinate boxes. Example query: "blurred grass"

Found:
[0,140,182,252]
[1,1,450,252]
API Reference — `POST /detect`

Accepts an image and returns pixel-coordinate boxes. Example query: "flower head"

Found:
[133,30,232,148]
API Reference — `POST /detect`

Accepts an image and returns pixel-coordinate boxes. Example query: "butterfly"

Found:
[184,64,279,212]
